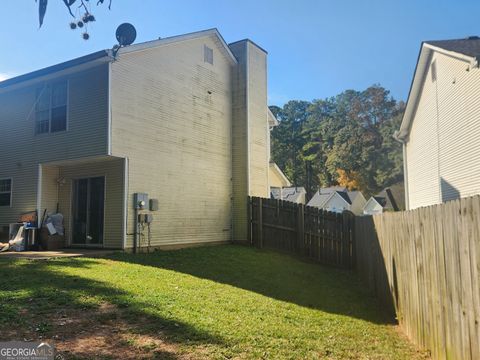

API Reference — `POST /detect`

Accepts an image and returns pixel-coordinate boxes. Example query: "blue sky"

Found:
[1,0,479,105]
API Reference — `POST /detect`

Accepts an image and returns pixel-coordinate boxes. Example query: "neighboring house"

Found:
[363,188,400,215]
[268,162,291,189]
[0,28,275,249]
[396,36,480,209]
[267,162,306,203]
[307,187,366,215]
[270,187,306,204]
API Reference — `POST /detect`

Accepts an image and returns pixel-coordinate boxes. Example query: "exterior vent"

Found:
[204,45,213,65]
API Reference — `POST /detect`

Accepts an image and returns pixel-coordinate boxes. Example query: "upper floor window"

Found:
[0,179,12,207]
[35,81,68,134]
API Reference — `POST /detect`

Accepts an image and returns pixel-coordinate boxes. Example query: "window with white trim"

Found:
[35,81,68,134]
[0,179,12,207]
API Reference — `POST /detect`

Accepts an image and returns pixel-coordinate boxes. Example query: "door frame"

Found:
[69,175,106,248]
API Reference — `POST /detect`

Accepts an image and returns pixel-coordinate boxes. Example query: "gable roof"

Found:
[425,37,480,58]
[396,36,480,141]
[0,28,238,91]
[335,191,352,205]
[271,187,306,203]
[307,188,352,208]
[307,191,332,208]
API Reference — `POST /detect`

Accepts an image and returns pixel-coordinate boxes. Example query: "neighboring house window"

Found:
[35,81,68,134]
[0,179,12,206]
[204,45,213,65]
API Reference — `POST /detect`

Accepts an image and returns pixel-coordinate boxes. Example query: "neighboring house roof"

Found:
[0,28,238,91]
[336,191,352,205]
[307,192,332,208]
[347,191,362,203]
[375,188,400,211]
[396,36,480,141]
[271,187,306,203]
[307,188,354,208]
[319,186,347,194]
[425,37,480,58]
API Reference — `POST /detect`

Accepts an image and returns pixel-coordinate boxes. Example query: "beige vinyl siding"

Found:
[57,158,125,248]
[229,41,269,241]
[406,50,480,209]
[40,165,59,214]
[405,56,440,209]
[247,42,269,198]
[111,35,233,247]
[229,41,249,241]
[0,65,109,227]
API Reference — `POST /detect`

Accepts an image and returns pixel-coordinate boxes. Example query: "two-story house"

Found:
[396,37,480,209]
[0,28,274,250]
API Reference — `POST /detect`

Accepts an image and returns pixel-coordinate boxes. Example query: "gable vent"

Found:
[204,45,213,65]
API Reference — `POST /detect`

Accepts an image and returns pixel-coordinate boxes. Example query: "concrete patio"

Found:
[0,249,118,260]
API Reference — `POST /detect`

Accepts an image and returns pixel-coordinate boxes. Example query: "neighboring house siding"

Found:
[0,65,109,227]
[111,36,233,247]
[435,52,480,202]
[407,51,480,209]
[405,56,440,209]
[57,158,124,249]
[324,195,350,213]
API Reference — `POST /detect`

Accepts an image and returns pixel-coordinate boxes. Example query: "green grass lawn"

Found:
[0,245,427,359]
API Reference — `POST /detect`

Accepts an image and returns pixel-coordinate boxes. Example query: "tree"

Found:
[36,0,112,39]
[270,85,404,200]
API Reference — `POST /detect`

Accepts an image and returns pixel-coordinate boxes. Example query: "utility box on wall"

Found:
[149,199,159,211]
[134,193,148,209]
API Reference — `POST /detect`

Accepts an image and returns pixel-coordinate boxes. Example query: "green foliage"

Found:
[270,85,404,197]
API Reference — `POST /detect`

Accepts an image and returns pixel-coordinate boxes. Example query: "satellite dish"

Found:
[116,23,137,46]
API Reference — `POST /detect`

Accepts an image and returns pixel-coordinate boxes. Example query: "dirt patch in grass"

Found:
[5,302,191,360]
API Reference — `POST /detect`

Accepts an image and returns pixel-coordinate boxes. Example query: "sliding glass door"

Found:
[72,177,105,246]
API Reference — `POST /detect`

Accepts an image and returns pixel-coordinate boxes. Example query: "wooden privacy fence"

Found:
[356,196,480,360]
[248,197,355,268]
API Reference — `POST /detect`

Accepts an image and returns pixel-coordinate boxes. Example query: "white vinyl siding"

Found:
[405,54,440,209]
[406,50,480,209]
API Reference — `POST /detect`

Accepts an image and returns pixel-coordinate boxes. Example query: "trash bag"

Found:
[46,213,64,236]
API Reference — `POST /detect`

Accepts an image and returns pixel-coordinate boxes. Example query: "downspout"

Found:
[393,131,409,210]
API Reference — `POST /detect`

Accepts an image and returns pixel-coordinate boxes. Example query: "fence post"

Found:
[258,197,263,248]
[297,204,305,256]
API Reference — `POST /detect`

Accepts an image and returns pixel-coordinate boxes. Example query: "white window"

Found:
[204,45,213,65]
[0,179,12,207]
[35,81,68,134]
